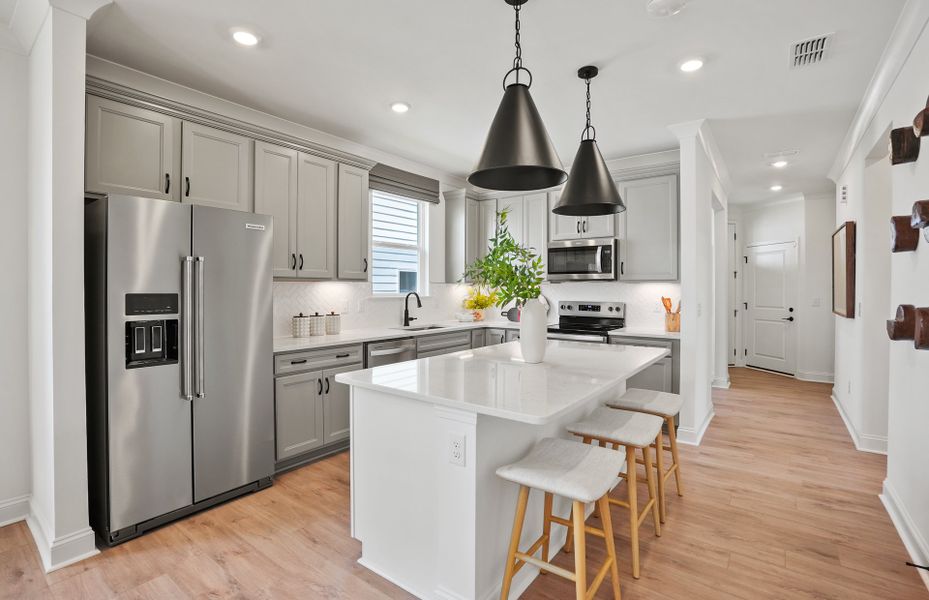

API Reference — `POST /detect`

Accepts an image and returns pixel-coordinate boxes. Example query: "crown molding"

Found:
[668,118,733,197]
[828,0,929,182]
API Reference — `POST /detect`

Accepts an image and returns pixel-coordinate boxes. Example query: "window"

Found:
[371,190,426,295]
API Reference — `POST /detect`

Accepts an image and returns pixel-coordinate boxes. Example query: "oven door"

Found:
[546,332,608,344]
[547,238,617,281]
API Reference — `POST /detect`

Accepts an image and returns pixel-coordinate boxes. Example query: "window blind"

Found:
[369,163,440,204]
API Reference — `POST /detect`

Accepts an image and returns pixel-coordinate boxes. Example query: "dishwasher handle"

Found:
[369,347,413,357]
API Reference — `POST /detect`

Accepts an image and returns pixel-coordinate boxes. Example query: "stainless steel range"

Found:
[547,301,626,343]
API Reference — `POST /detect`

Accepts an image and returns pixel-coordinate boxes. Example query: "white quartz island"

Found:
[336,341,669,600]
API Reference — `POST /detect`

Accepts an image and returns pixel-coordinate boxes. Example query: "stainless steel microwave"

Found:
[547,238,617,281]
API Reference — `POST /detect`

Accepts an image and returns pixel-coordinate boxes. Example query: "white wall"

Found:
[0,46,31,525]
[830,0,929,582]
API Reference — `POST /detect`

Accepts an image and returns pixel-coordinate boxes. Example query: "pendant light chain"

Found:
[582,76,597,141]
[513,3,522,72]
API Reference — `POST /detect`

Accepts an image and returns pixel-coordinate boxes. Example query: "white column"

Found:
[713,206,730,388]
[26,0,111,572]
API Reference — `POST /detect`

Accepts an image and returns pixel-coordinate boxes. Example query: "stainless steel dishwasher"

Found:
[365,338,417,367]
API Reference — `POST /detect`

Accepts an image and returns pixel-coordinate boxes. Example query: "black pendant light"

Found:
[468,0,567,192]
[553,66,625,216]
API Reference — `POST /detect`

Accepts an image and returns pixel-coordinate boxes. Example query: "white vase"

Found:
[519,298,547,364]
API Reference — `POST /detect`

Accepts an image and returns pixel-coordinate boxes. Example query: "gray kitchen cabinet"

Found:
[444,190,483,282]
[254,142,299,277]
[181,122,253,212]
[617,174,679,281]
[496,193,547,274]
[505,329,520,342]
[322,363,359,445]
[497,196,525,246]
[416,331,473,356]
[85,95,181,201]
[479,200,498,258]
[548,191,615,241]
[275,370,324,460]
[471,329,486,348]
[337,163,370,280]
[296,153,338,279]
[486,328,506,346]
[627,357,673,393]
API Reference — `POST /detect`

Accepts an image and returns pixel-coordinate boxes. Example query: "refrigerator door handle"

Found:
[195,256,206,398]
[182,257,194,401]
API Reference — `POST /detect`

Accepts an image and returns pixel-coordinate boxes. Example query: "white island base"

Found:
[338,341,669,600]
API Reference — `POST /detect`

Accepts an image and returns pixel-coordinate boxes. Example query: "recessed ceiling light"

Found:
[770,185,783,192]
[646,0,688,17]
[771,160,789,168]
[231,29,259,47]
[679,58,704,73]
[390,102,411,114]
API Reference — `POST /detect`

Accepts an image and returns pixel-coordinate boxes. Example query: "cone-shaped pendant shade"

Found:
[553,139,625,216]
[468,83,567,191]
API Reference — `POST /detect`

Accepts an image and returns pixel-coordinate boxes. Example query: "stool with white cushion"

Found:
[565,407,663,579]
[496,437,623,600]
[607,388,685,522]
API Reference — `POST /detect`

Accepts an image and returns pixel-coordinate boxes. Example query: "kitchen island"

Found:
[336,340,668,600]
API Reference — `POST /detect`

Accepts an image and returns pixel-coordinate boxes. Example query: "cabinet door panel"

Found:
[505,329,520,342]
[182,122,253,212]
[337,164,370,280]
[548,192,581,241]
[497,196,525,246]
[486,329,505,345]
[275,371,324,460]
[297,154,337,279]
[85,96,180,200]
[523,192,548,275]
[323,364,359,445]
[583,214,615,238]
[255,142,298,278]
[465,198,480,269]
[618,174,679,281]
[479,200,498,258]
[626,357,673,392]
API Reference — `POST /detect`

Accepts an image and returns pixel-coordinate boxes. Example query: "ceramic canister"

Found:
[308,312,326,336]
[325,311,341,335]
[292,313,312,338]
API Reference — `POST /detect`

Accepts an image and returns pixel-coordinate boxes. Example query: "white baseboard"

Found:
[796,371,834,383]
[880,479,929,592]
[676,408,715,446]
[0,493,31,528]
[26,500,98,573]
[830,394,888,455]
[711,377,730,389]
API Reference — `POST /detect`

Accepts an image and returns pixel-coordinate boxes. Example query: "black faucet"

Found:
[403,292,422,327]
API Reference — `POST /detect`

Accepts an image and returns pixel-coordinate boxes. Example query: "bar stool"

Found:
[607,388,685,523]
[565,407,663,579]
[496,437,623,600]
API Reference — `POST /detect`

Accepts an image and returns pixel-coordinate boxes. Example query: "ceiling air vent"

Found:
[790,33,833,68]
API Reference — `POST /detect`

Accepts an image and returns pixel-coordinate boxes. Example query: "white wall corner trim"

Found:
[711,377,730,389]
[830,394,888,455]
[676,409,715,446]
[881,479,929,592]
[26,502,99,572]
[0,494,31,528]
[795,371,835,384]
[828,0,929,181]
[667,119,732,198]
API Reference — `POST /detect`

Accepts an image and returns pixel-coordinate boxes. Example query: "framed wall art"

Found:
[832,221,856,318]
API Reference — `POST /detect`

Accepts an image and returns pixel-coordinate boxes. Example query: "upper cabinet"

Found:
[181,122,253,212]
[478,200,497,259]
[254,142,299,278]
[444,190,483,283]
[498,193,548,273]
[85,96,181,201]
[548,192,615,241]
[337,164,370,280]
[617,174,679,281]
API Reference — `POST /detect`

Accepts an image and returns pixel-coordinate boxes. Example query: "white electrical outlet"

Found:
[449,433,466,467]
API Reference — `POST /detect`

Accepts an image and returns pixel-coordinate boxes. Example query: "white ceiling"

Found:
[0,0,16,25]
[86,0,905,204]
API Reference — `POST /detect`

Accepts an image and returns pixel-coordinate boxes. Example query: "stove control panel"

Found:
[558,301,625,318]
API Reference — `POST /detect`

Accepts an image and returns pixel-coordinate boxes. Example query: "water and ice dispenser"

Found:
[124,293,179,368]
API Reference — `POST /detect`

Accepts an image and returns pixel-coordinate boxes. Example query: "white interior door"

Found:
[744,241,798,375]
[728,222,737,365]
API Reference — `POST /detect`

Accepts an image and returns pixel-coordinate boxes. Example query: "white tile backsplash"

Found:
[274,280,681,338]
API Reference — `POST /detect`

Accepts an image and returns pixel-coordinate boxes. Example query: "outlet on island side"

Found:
[449,433,466,467]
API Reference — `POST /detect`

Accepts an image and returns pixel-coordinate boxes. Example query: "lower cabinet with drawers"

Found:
[273,344,362,473]
[416,330,473,358]
[609,336,679,393]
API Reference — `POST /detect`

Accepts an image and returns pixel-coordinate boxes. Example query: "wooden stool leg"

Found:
[598,495,622,600]
[541,492,553,565]
[571,500,587,600]
[667,417,684,497]
[564,504,574,554]
[626,449,640,579]
[500,486,530,600]
[654,431,667,523]
[642,446,660,537]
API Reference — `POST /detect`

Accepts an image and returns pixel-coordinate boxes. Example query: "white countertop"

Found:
[335,341,668,425]
[273,320,521,353]
[609,327,680,340]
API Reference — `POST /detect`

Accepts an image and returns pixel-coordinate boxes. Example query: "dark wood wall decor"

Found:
[891,127,921,165]
[891,215,920,251]
[911,200,929,242]
[916,308,929,350]
[913,95,929,136]
[832,222,857,318]
[887,304,916,340]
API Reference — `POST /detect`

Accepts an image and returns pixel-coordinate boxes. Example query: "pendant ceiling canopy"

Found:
[553,66,626,217]
[468,0,566,192]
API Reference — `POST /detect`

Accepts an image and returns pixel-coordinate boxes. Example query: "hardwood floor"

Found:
[1,368,925,599]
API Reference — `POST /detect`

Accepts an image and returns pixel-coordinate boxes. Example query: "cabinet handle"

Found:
[335,353,350,358]
[317,378,323,395]
[363,258,368,273]
[290,358,307,365]
[324,377,330,394]
[620,261,624,275]
[185,176,191,197]
[291,253,297,270]
[576,220,581,234]
[299,254,304,270]
[164,173,171,194]
[583,220,588,233]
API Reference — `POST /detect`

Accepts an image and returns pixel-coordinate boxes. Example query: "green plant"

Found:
[461,210,544,307]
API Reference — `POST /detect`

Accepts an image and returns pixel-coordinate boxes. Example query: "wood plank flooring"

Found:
[1,368,925,599]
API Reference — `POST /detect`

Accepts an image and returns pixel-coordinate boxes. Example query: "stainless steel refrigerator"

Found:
[85,194,274,545]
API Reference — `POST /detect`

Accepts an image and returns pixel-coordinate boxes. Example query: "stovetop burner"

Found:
[547,300,626,339]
